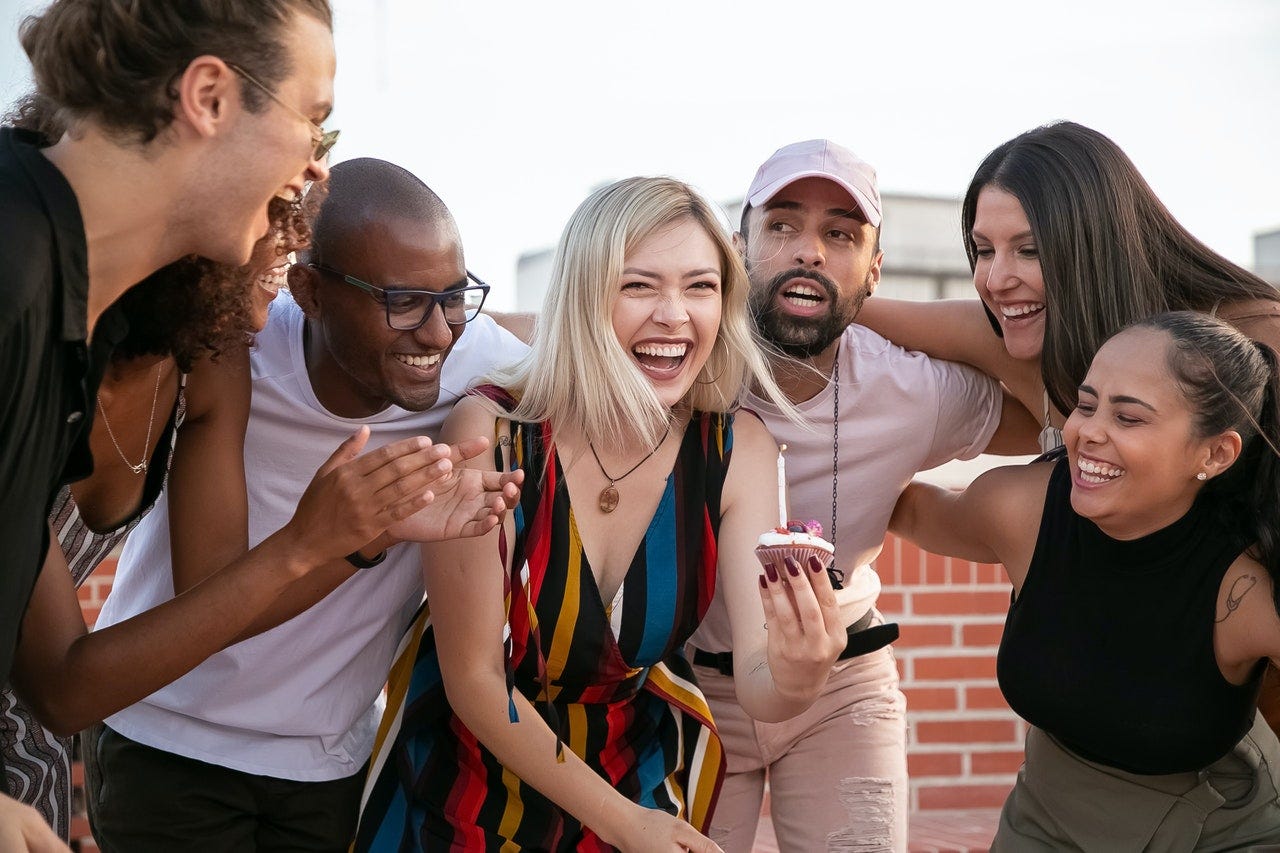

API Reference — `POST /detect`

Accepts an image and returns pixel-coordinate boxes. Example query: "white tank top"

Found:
[97,294,528,781]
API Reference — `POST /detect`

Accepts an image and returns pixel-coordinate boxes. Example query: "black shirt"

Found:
[998,457,1263,774]
[0,128,127,711]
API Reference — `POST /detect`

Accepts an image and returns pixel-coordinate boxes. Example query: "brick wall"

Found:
[876,534,1022,812]
[72,536,1021,825]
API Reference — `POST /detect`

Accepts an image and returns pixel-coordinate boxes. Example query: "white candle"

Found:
[777,444,788,528]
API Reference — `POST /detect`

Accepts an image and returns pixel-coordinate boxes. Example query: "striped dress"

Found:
[356,398,731,851]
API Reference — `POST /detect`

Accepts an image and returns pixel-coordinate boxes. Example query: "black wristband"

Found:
[345,549,387,570]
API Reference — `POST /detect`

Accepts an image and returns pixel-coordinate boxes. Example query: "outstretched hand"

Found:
[388,436,524,542]
[757,554,848,701]
[285,427,457,566]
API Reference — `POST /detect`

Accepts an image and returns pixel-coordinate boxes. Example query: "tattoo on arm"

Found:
[1216,574,1258,623]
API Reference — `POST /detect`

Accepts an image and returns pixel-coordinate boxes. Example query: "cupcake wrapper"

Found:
[754,545,832,570]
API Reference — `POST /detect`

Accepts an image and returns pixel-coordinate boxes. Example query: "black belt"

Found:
[691,610,899,677]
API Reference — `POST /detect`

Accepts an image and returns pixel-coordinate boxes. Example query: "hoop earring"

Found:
[694,365,726,385]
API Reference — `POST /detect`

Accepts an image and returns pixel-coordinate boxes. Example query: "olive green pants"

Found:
[993,714,1280,852]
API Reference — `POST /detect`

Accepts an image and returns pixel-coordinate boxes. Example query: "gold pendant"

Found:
[598,484,619,514]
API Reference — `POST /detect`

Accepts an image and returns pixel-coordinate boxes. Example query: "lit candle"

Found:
[776,444,788,528]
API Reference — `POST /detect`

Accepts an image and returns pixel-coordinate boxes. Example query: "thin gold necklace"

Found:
[587,423,672,514]
[97,363,164,475]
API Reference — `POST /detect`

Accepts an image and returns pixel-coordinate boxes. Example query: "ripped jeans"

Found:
[695,617,908,852]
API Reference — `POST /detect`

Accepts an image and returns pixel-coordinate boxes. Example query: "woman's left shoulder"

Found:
[1217,553,1280,659]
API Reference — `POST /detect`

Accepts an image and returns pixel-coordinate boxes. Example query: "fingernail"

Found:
[810,556,824,573]
[764,563,779,583]
[759,574,768,589]
[786,557,801,577]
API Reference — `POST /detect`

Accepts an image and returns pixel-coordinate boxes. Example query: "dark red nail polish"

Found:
[765,562,779,583]
[810,556,824,573]
[786,557,801,577]
[759,574,768,589]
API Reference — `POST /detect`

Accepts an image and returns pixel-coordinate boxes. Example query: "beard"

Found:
[748,265,874,358]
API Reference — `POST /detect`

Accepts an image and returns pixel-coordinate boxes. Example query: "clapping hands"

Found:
[387,436,523,543]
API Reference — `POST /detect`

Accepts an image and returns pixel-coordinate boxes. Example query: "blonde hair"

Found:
[492,176,794,449]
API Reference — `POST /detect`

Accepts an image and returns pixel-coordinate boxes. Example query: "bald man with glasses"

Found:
[86,159,530,853]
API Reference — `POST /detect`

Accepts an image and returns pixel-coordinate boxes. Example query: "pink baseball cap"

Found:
[744,139,881,227]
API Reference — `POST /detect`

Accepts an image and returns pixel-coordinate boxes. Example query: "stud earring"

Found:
[1196,472,1208,481]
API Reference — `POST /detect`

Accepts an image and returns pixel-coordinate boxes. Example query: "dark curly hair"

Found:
[19,0,332,144]
[6,93,321,370]
[112,192,319,371]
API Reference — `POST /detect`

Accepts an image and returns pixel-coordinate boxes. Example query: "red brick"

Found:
[915,719,1018,745]
[70,815,91,834]
[913,655,997,681]
[971,749,1026,775]
[876,591,905,616]
[961,622,1005,646]
[917,782,1012,810]
[965,685,1013,711]
[907,751,963,777]
[903,686,959,711]
[80,605,101,629]
[925,553,948,585]
[977,563,1007,584]
[897,541,925,585]
[913,590,1011,617]
[950,560,975,584]
[877,537,900,586]
[896,623,953,648]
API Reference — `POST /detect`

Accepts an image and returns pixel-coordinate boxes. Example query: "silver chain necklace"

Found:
[97,363,164,475]
[827,355,845,588]
[830,356,839,558]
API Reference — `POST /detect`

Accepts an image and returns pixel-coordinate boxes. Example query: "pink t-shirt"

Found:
[690,324,1001,652]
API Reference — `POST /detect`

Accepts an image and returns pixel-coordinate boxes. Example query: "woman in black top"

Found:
[891,311,1280,849]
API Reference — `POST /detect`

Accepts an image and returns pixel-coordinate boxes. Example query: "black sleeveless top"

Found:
[997,457,1264,774]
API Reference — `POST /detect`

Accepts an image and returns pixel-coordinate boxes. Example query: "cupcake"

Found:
[755,519,835,571]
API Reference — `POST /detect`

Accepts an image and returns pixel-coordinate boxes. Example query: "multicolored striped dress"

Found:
[356,394,731,851]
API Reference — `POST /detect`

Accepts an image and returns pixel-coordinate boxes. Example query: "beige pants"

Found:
[993,715,1280,852]
[696,632,908,852]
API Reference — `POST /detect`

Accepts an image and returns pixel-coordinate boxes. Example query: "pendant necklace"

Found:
[97,363,164,475]
[587,423,672,514]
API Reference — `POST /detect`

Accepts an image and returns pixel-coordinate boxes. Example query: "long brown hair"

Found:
[962,121,1277,415]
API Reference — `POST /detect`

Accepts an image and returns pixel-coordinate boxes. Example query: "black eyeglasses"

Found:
[310,264,490,329]
[227,62,339,161]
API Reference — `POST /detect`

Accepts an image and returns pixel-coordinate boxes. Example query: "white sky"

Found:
[2,0,1277,310]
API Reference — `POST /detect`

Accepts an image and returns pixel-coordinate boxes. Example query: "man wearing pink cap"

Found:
[688,140,1037,851]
